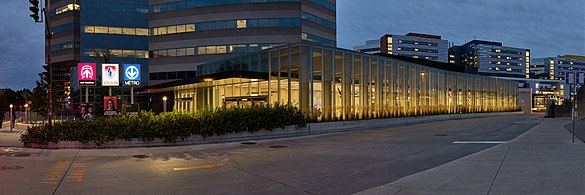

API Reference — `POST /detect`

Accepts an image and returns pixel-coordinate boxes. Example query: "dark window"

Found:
[158,72,167,80]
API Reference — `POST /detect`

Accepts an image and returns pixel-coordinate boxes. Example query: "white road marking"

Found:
[453,141,508,144]
[513,122,540,124]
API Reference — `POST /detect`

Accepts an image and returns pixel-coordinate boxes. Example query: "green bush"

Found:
[20,104,306,145]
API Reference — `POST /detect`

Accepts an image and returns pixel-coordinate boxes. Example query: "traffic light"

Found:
[39,72,49,87]
[29,0,40,23]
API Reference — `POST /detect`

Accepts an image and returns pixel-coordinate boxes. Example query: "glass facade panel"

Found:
[169,43,518,121]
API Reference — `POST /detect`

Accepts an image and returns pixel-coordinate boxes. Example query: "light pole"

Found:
[9,104,13,131]
[24,104,28,124]
[163,96,168,112]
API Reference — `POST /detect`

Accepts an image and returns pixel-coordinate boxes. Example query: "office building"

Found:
[146,42,519,119]
[47,0,150,110]
[531,55,585,99]
[450,40,530,78]
[375,33,449,63]
[148,0,337,85]
[531,55,585,81]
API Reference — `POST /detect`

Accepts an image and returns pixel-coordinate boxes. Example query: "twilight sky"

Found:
[0,0,584,90]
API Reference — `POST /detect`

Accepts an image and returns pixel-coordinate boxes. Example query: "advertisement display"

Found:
[78,63,96,86]
[103,96,118,116]
[102,64,120,86]
[124,64,141,86]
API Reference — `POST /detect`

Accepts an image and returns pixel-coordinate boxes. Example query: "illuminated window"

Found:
[108,27,122,34]
[496,49,501,53]
[55,4,80,15]
[186,48,195,56]
[136,29,148,36]
[95,26,108,34]
[176,48,186,56]
[198,47,206,55]
[111,49,123,57]
[217,46,227,54]
[186,24,196,32]
[414,48,419,52]
[167,26,176,34]
[168,49,177,57]
[123,50,136,58]
[136,50,148,58]
[123,28,136,35]
[237,20,247,28]
[205,46,217,54]
[176,25,186,33]
[84,26,95,33]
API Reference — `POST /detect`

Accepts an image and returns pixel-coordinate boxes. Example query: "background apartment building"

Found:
[148,0,337,85]
[449,40,530,78]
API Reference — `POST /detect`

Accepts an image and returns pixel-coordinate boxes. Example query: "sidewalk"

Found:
[355,118,585,195]
[0,121,26,147]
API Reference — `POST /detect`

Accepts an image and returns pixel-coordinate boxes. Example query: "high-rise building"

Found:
[376,33,449,63]
[531,55,585,80]
[531,55,585,99]
[450,40,530,78]
[148,0,337,85]
[47,0,150,110]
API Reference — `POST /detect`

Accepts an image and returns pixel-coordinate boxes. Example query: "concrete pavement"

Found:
[355,117,585,195]
[0,121,25,147]
[0,115,542,194]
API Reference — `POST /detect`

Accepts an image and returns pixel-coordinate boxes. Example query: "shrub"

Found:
[20,104,306,145]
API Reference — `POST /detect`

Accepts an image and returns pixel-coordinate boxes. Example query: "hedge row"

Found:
[20,105,306,145]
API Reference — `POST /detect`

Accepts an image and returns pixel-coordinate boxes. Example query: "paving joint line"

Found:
[52,149,81,195]
[487,144,511,195]
[191,150,316,195]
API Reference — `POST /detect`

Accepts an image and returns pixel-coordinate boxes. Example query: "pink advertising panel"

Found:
[78,63,96,86]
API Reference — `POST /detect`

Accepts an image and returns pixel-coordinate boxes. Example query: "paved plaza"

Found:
[0,115,583,194]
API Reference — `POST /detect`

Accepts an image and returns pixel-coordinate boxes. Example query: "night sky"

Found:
[0,0,583,90]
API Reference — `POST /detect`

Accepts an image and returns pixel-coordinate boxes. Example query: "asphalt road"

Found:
[0,115,539,195]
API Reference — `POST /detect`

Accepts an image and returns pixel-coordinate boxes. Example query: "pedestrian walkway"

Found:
[355,117,585,195]
[0,121,26,147]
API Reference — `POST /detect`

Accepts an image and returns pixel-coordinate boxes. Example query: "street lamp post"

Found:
[163,96,168,112]
[9,104,13,131]
[24,104,28,124]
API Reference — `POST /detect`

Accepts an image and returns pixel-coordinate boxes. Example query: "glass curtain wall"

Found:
[175,43,518,121]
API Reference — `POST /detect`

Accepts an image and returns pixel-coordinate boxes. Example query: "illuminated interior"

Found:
[165,43,519,121]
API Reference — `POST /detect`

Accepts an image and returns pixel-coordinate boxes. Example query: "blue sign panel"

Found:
[124,64,141,86]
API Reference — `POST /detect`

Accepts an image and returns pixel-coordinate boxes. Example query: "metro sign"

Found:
[78,63,96,86]
[124,64,141,86]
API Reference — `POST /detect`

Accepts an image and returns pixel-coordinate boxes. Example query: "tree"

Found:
[91,48,112,63]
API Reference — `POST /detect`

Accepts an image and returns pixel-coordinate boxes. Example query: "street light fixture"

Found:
[162,96,168,112]
[24,104,28,124]
[9,104,13,131]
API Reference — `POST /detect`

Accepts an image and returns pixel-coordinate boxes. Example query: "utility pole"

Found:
[29,0,52,125]
[45,0,53,126]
